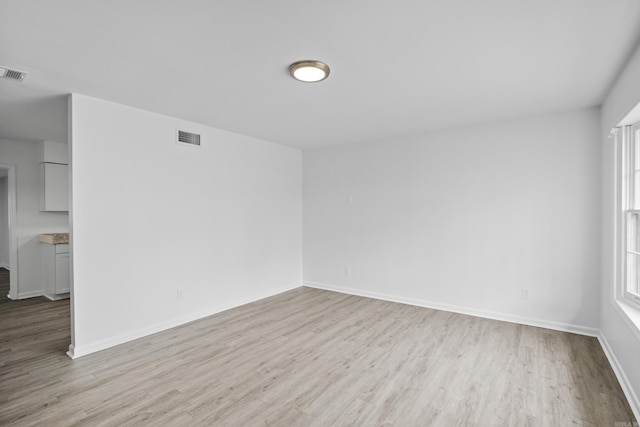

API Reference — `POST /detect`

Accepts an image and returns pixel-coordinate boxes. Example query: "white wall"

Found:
[0,139,69,297]
[0,176,8,268]
[304,108,601,331]
[601,40,640,416]
[69,94,302,357]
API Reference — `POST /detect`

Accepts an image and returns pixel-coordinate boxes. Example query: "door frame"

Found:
[0,164,19,299]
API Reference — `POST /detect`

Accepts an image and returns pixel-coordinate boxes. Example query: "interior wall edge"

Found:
[302,281,640,416]
[303,281,599,337]
[304,282,640,415]
[598,332,640,422]
[16,290,44,299]
[68,282,303,359]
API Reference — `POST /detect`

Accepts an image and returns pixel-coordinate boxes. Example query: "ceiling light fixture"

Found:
[289,60,330,83]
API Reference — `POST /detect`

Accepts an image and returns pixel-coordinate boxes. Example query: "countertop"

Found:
[39,233,69,245]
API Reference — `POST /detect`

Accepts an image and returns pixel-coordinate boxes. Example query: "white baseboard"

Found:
[304,281,599,337]
[44,293,70,301]
[17,290,44,299]
[64,280,639,419]
[69,283,303,359]
[305,282,640,419]
[598,332,640,422]
[66,344,76,359]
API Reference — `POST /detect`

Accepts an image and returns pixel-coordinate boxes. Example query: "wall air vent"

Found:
[0,66,27,82]
[177,130,201,147]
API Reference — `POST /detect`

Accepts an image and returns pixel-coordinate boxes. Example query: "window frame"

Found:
[622,122,640,307]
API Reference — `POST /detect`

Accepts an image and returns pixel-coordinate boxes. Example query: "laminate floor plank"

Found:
[0,283,636,426]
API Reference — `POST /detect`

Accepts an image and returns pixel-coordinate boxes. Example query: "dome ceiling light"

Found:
[289,60,330,83]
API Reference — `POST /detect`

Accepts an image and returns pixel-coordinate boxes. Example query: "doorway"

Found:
[0,164,19,300]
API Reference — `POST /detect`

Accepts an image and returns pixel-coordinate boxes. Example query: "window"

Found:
[622,122,640,305]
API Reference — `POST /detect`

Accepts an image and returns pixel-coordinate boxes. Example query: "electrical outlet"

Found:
[345,267,351,276]
[177,289,183,300]
[521,288,530,300]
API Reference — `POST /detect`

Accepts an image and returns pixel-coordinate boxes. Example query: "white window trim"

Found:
[621,124,640,306]
[613,124,640,340]
[624,124,640,305]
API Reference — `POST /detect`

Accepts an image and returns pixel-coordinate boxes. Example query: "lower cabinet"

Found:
[43,243,70,300]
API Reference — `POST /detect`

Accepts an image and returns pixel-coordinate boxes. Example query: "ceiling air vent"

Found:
[177,130,201,147]
[0,66,27,82]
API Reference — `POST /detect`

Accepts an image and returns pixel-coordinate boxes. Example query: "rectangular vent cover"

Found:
[177,130,201,147]
[0,66,27,81]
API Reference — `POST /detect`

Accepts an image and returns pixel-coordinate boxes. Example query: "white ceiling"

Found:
[1,0,639,149]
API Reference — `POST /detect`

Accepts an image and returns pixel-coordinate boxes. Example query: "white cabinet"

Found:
[43,243,70,300]
[40,162,69,212]
[39,141,68,164]
[55,252,70,294]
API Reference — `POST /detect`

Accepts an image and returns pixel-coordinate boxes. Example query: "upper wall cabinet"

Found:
[39,140,69,212]
[40,140,68,164]
[40,162,68,212]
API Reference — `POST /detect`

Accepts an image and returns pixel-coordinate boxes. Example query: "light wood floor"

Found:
[0,279,636,426]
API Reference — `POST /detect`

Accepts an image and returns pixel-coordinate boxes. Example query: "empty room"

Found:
[2,0,640,425]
